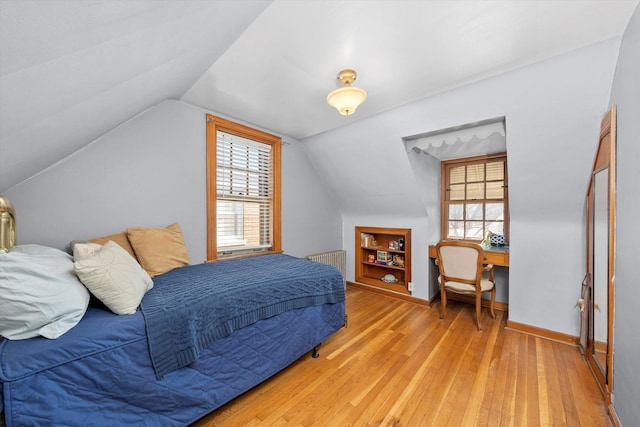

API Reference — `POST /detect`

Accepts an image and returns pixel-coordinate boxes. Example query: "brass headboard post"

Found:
[0,194,16,252]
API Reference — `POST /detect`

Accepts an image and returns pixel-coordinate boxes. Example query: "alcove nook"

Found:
[403,117,509,304]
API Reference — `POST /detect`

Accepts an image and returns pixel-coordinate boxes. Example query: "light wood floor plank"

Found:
[461,314,502,426]
[536,338,550,425]
[192,287,611,426]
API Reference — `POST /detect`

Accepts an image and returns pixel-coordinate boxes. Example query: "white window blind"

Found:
[216,131,273,256]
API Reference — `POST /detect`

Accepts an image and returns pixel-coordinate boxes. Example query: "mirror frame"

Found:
[585,105,616,406]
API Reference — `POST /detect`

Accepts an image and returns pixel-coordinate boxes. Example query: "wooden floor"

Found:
[193,287,610,426]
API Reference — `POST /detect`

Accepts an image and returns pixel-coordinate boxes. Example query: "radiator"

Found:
[305,250,346,280]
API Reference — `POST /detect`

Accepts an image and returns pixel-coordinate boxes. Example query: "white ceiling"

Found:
[0,0,270,191]
[1,0,638,191]
[183,0,638,139]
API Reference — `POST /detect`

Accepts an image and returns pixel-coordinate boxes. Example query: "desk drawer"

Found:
[484,251,509,266]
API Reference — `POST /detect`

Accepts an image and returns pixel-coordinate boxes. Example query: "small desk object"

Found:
[428,244,509,267]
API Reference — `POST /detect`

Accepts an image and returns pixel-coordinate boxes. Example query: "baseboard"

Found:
[346,281,430,306]
[505,320,579,346]
[608,403,621,427]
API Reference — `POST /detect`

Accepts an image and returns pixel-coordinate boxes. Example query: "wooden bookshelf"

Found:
[355,226,411,295]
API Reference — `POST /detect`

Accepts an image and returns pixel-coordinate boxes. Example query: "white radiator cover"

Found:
[305,250,346,280]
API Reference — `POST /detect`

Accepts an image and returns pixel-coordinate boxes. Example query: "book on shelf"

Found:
[361,233,376,247]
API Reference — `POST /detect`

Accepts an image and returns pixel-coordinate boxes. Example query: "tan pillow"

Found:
[127,223,190,277]
[89,232,137,260]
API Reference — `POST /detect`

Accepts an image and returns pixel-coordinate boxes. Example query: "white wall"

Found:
[4,100,342,262]
[304,38,621,335]
[609,4,640,425]
[406,149,441,245]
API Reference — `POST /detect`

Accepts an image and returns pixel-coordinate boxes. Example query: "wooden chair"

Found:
[435,240,496,331]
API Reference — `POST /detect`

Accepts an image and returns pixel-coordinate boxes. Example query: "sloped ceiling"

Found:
[1,0,638,192]
[0,0,270,191]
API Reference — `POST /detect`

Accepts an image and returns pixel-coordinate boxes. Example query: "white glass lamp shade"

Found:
[327,86,367,115]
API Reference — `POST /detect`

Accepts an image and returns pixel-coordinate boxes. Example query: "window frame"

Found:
[440,152,509,243]
[206,114,282,261]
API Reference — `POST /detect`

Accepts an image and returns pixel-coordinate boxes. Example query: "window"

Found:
[206,115,281,260]
[441,153,509,242]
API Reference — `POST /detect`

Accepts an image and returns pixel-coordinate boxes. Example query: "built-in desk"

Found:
[428,244,509,267]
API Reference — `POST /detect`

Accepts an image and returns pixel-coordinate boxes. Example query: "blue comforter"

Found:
[1,302,345,426]
[141,254,345,378]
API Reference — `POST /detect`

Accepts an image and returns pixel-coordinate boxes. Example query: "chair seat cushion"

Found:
[443,278,494,293]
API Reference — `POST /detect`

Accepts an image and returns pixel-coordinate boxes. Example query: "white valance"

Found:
[405,120,506,160]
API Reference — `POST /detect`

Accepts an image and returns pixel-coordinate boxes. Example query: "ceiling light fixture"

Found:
[326,69,367,115]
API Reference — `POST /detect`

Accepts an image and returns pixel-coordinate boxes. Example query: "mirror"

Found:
[592,168,608,375]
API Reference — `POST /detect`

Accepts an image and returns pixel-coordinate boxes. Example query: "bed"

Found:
[0,252,345,426]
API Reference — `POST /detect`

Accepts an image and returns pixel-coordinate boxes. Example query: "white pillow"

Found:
[72,242,103,261]
[74,240,153,315]
[0,244,90,340]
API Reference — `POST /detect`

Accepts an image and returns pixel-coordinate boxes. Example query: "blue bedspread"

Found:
[141,254,345,378]
[1,302,345,426]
